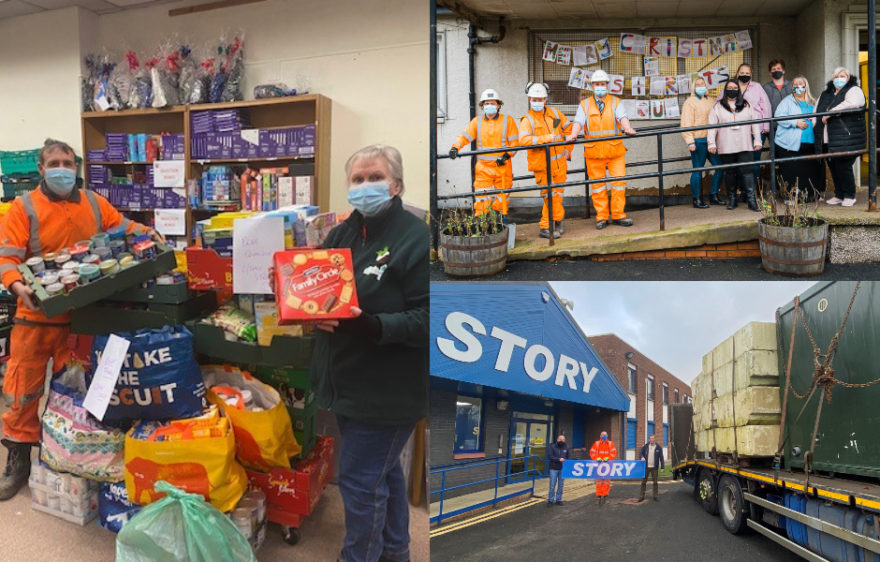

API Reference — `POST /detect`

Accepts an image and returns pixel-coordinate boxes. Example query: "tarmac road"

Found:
[430,258,880,281]
[430,482,803,562]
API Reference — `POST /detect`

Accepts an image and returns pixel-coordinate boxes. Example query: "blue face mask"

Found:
[695,87,708,97]
[482,104,498,116]
[530,101,545,112]
[348,181,392,216]
[833,77,847,89]
[594,87,608,98]
[601,435,607,441]
[44,167,76,197]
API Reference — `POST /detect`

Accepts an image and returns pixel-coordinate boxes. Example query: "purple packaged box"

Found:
[163,189,186,208]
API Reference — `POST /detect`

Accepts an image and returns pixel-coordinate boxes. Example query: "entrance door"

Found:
[508,414,551,482]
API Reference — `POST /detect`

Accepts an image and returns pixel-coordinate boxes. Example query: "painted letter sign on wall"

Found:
[562,460,646,479]
[431,284,630,411]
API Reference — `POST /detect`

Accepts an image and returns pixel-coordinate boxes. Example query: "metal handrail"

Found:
[436,106,876,244]
[430,454,544,525]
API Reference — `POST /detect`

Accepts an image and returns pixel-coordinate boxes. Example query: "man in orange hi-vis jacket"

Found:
[590,430,617,506]
[0,139,159,500]
[449,88,520,219]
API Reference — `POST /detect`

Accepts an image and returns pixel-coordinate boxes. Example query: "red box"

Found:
[245,436,334,526]
[186,248,233,304]
[273,249,358,323]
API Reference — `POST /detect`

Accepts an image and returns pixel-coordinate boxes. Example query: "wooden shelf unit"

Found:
[81,95,332,244]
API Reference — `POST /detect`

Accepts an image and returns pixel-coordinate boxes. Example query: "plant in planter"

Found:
[756,178,828,277]
[438,207,509,278]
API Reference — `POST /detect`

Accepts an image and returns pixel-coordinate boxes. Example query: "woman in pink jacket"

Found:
[708,81,763,211]
[719,64,772,193]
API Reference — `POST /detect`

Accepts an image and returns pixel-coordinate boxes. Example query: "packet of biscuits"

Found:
[273,249,359,323]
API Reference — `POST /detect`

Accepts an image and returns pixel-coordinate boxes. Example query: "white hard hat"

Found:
[525,82,549,98]
[590,70,610,83]
[479,89,503,105]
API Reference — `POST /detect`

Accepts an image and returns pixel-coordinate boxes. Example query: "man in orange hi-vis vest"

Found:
[449,88,520,219]
[590,430,617,506]
[519,82,573,240]
[566,70,637,230]
[0,139,159,500]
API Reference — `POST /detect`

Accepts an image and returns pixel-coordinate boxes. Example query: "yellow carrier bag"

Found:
[124,408,247,513]
[202,364,301,471]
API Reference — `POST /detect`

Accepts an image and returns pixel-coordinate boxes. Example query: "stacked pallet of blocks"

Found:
[693,322,781,457]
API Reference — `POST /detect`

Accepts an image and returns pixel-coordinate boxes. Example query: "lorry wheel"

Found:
[698,469,719,515]
[719,475,748,534]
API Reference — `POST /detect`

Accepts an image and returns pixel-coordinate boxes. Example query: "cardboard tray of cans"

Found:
[19,245,177,318]
[29,465,100,526]
[71,291,218,335]
[245,436,334,527]
[191,323,312,368]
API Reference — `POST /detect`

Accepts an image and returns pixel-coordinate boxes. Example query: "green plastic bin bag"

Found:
[116,480,256,562]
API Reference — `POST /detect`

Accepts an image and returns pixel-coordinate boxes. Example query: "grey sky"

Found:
[550,281,816,386]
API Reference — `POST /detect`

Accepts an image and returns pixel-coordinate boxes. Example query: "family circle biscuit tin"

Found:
[273,249,359,323]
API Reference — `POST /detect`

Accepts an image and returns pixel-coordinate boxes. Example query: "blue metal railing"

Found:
[430,455,544,525]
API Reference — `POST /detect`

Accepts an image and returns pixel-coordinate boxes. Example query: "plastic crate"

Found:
[0,150,40,175]
[1,174,40,200]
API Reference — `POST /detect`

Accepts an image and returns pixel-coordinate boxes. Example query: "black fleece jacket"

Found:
[309,197,429,426]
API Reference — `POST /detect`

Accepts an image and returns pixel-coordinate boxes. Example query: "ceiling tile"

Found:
[0,1,45,19]
[24,0,76,9]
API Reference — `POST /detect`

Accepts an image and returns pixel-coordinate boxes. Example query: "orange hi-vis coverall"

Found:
[580,95,628,222]
[519,107,573,230]
[0,185,149,443]
[451,113,520,216]
[590,439,618,497]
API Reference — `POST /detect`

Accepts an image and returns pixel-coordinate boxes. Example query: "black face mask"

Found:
[557,441,565,447]
[725,89,739,99]
[771,70,784,80]
[737,75,751,84]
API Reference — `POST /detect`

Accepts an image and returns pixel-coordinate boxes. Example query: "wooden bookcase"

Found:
[81,95,332,244]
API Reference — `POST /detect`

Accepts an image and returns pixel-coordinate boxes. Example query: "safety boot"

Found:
[539,229,552,239]
[727,190,738,210]
[554,220,564,237]
[0,440,32,501]
[693,198,709,209]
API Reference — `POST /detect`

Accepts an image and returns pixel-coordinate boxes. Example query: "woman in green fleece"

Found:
[311,145,428,562]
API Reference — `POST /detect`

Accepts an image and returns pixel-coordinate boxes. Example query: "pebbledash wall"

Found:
[436,0,872,214]
[588,334,692,462]
[429,283,691,501]
[0,0,429,213]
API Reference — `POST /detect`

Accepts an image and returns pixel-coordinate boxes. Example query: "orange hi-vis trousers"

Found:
[587,155,627,222]
[535,169,567,230]
[473,160,513,216]
[2,323,71,443]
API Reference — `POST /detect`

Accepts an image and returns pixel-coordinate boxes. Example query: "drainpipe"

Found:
[467,20,507,200]
[430,0,439,250]
[869,0,877,211]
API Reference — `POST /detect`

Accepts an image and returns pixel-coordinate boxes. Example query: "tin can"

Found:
[119,255,136,269]
[237,497,259,531]
[91,233,110,248]
[94,246,112,260]
[42,272,60,287]
[132,240,157,260]
[69,247,89,262]
[107,226,126,241]
[232,508,253,539]
[77,264,100,284]
[109,240,126,257]
[99,259,119,276]
[62,261,79,274]
[244,490,267,523]
[61,274,79,291]
[45,283,64,297]
[25,257,45,274]
[83,254,101,266]
[76,240,93,251]
[43,253,58,269]
[55,252,71,269]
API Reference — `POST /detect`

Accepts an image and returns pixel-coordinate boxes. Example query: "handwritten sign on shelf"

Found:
[232,217,285,294]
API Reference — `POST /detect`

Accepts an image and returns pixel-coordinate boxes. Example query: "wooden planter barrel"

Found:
[439,227,509,278]
[757,217,828,277]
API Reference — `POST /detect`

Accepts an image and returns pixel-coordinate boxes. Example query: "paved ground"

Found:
[430,481,801,562]
[431,257,880,281]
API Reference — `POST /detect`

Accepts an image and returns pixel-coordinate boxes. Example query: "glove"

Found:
[449,147,459,159]
[495,153,510,167]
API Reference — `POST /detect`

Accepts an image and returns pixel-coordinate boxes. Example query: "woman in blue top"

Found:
[773,75,821,201]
